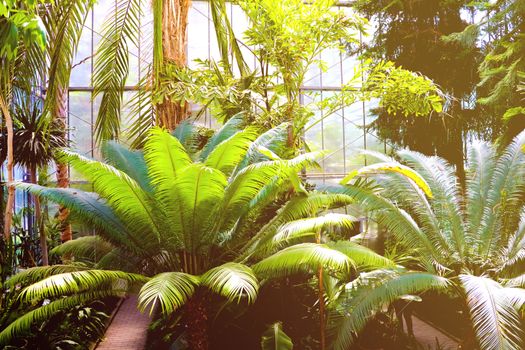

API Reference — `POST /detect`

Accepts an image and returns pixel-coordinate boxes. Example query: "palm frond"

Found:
[341,161,433,199]
[19,270,147,302]
[321,184,443,265]
[276,214,356,239]
[102,141,152,192]
[330,270,449,350]
[479,130,525,257]
[5,265,89,289]
[201,262,258,304]
[504,274,525,288]
[204,128,258,175]
[171,119,204,154]
[327,241,395,270]
[238,192,354,260]
[236,123,290,171]
[171,164,227,251]
[0,290,126,346]
[200,112,245,160]
[138,272,200,315]
[465,141,496,236]
[15,183,143,254]
[57,150,164,246]
[460,274,524,350]
[43,0,94,118]
[144,127,192,189]
[252,243,352,279]
[93,0,142,142]
[51,236,114,263]
[209,0,249,76]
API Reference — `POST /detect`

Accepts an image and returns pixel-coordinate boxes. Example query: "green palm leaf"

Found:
[460,274,525,350]
[144,127,192,189]
[93,0,142,142]
[172,164,227,251]
[201,262,259,304]
[261,322,293,350]
[0,290,126,346]
[331,270,449,350]
[42,0,94,118]
[341,161,433,198]
[236,123,290,171]
[252,243,352,279]
[51,236,113,263]
[138,272,200,315]
[204,128,258,175]
[327,241,395,270]
[15,183,143,254]
[57,149,165,245]
[200,113,245,160]
[18,270,147,302]
[4,265,89,289]
[102,141,152,192]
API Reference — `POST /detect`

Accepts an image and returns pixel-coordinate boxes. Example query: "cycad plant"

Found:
[325,131,525,350]
[1,118,390,349]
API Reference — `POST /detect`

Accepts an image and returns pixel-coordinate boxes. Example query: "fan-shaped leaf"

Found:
[201,262,258,304]
[138,272,200,315]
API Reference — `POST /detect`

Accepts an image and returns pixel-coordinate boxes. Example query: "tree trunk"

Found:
[184,291,209,350]
[30,165,48,265]
[0,95,13,242]
[316,230,326,350]
[156,0,191,130]
[54,88,72,242]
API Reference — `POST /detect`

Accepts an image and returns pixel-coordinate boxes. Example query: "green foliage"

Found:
[0,1,46,60]
[93,0,142,143]
[326,131,525,349]
[7,123,371,343]
[329,269,450,350]
[477,0,525,122]
[261,322,293,350]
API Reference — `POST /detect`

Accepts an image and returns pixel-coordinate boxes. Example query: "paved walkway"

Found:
[413,316,459,350]
[96,296,151,350]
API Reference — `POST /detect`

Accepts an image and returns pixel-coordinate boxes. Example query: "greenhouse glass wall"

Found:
[65,0,388,185]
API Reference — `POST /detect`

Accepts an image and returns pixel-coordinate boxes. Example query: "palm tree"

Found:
[324,131,525,350]
[1,119,391,349]
[0,100,67,265]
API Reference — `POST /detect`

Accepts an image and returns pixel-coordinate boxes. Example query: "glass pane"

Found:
[68,92,93,182]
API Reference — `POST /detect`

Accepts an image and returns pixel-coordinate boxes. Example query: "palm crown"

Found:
[326,130,525,350]
[1,117,391,346]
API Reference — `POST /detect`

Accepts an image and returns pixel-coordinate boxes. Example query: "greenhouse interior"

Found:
[0,0,524,349]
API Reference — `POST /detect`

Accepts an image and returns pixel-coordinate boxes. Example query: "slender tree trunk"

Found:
[156,0,191,130]
[54,88,72,242]
[0,95,13,242]
[30,165,48,265]
[316,230,326,350]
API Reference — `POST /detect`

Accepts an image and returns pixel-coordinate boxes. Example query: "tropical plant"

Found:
[2,119,391,349]
[261,322,293,350]
[0,99,67,265]
[324,131,525,350]
[354,0,485,186]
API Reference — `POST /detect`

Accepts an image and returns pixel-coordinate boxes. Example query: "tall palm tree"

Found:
[42,0,96,242]
[1,119,391,349]
[324,131,525,350]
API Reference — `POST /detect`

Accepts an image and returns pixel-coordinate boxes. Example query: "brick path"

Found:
[96,296,151,350]
[413,316,459,350]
